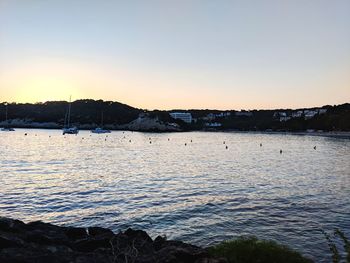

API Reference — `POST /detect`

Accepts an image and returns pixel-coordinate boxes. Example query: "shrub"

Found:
[208,236,313,263]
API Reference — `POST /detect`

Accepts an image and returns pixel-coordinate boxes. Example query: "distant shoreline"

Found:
[3,126,350,138]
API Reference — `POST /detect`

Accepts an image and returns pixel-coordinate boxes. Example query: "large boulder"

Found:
[0,217,226,263]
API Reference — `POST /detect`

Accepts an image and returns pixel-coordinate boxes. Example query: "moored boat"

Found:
[1,103,15,132]
[63,96,79,135]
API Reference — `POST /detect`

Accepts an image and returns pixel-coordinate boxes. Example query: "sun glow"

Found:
[14,76,81,103]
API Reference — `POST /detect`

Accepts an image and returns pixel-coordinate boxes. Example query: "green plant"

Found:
[208,236,313,263]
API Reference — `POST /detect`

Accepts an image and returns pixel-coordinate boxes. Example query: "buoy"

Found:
[314,146,316,150]
[168,138,170,141]
[129,140,131,143]
[280,149,283,154]
[24,133,27,136]
[226,145,228,149]
[223,141,225,144]
[185,143,187,146]
[260,143,262,147]
[190,139,192,143]
[150,141,152,144]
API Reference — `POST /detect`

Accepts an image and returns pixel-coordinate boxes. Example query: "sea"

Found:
[0,129,349,262]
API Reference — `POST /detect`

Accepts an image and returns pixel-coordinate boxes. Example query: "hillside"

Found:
[0,100,349,132]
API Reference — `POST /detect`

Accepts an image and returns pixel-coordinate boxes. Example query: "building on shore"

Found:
[169,112,193,123]
[205,122,222,127]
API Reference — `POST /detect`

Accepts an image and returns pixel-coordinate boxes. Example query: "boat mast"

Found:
[5,103,8,123]
[67,96,72,128]
[101,111,104,128]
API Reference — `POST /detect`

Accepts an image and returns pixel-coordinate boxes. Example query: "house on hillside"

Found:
[169,112,193,123]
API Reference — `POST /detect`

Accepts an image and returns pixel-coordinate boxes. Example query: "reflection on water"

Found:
[0,129,349,262]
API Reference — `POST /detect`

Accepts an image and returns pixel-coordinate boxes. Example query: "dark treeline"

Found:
[0,99,141,125]
[0,100,349,131]
[205,104,350,131]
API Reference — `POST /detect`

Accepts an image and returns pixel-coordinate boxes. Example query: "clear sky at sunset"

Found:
[0,0,349,110]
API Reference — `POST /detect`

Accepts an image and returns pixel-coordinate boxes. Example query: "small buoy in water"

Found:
[24,133,27,136]
[185,143,187,146]
[314,146,317,150]
[35,134,37,136]
[49,135,51,138]
[150,141,152,144]
[226,145,228,149]
[105,138,107,141]
[82,137,84,140]
[280,149,283,154]
[129,140,131,143]
[223,141,225,144]
[190,139,192,143]
[168,138,170,141]
[260,143,262,147]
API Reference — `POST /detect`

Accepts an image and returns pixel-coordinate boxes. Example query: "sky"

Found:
[0,0,349,110]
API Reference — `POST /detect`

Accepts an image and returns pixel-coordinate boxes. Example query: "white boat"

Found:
[1,103,15,132]
[1,127,15,132]
[63,127,78,135]
[63,96,79,135]
[91,112,110,134]
[91,127,111,134]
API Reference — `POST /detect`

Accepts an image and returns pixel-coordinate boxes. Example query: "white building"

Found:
[205,122,222,127]
[215,112,231,118]
[279,116,291,122]
[291,111,303,118]
[169,112,193,123]
[304,110,318,120]
[318,108,327,114]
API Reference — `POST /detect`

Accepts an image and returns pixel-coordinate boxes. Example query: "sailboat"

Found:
[1,103,15,131]
[62,97,79,135]
[91,111,111,134]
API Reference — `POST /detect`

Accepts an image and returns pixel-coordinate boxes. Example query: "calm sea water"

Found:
[0,129,349,261]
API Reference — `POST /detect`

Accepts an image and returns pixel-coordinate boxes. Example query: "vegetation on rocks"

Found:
[208,236,313,263]
[1,100,349,132]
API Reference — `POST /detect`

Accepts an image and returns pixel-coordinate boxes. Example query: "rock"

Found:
[64,227,88,240]
[74,237,111,252]
[0,217,26,232]
[154,235,166,250]
[0,235,24,248]
[87,226,114,238]
[124,228,153,244]
[25,231,54,245]
[0,217,225,263]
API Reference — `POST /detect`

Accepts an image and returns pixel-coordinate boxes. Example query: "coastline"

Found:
[0,217,314,263]
[0,217,224,263]
[3,124,350,139]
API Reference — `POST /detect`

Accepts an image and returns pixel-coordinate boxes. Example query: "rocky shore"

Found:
[0,217,226,263]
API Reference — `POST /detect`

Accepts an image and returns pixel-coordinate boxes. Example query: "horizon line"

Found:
[1,98,349,112]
